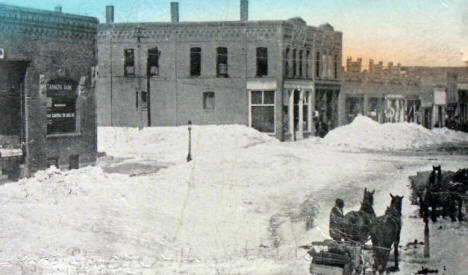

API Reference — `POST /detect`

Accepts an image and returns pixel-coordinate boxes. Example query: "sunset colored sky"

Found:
[3,0,468,67]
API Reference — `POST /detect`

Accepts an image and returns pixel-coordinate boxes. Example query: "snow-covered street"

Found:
[1,120,468,274]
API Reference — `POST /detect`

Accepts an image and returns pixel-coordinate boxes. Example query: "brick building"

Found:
[96,0,342,141]
[340,58,420,125]
[340,59,468,129]
[0,4,98,180]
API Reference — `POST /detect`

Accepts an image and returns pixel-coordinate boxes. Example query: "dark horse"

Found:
[341,188,376,243]
[370,194,403,273]
[421,166,463,222]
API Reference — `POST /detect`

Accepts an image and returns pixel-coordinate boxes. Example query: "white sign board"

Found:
[0,48,4,59]
[433,88,447,105]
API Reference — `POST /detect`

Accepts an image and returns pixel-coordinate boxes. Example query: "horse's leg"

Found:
[394,232,400,271]
[458,196,464,222]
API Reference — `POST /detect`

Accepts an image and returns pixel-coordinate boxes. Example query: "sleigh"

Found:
[303,240,374,275]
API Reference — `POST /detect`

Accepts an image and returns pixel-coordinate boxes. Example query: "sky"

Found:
[3,0,468,68]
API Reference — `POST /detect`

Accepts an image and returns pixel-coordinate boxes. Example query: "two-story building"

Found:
[96,0,342,141]
[0,3,98,180]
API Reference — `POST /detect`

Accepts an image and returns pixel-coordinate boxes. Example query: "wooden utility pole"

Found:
[187,121,192,162]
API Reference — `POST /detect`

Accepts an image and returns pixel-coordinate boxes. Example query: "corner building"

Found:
[96,1,342,141]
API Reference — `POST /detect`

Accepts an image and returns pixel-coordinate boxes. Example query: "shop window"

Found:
[147,47,160,77]
[256,47,268,77]
[124,49,135,76]
[69,155,79,170]
[216,47,228,77]
[250,90,275,133]
[46,79,78,135]
[315,52,321,78]
[203,91,215,110]
[190,47,201,76]
[292,49,297,77]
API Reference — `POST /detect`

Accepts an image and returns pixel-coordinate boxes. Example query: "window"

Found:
[203,91,215,110]
[216,47,228,77]
[124,49,135,76]
[147,47,159,76]
[69,155,79,170]
[135,91,148,110]
[299,50,303,77]
[315,52,321,78]
[333,55,338,79]
[47,157,59,168]
[250,90,275,133]
[305,50,310,78]
[190,47,201,76]
[292,49,297,77]
[256,47,268,77]
[285,48,290,77]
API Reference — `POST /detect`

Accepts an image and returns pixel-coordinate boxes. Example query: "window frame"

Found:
[256,47,268,77]
[124,48,135,77]
[147,47,160,77]
[248,90,276,134]
[203,91,215,111]
[190,47,202,77]
[315,51,321,78]
[216,47,228,78]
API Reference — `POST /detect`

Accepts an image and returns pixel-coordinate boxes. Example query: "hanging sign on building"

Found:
[0,48,4,59]
[46,78,78,135]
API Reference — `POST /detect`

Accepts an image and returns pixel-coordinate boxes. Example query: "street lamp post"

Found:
[187,121,192,162]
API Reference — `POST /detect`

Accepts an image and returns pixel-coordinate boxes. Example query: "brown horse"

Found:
[341,188,376,243]
[370,194,403,273]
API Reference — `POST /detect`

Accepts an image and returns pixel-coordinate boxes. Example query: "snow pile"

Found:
[98,125,278,163]
[322,115,468,151]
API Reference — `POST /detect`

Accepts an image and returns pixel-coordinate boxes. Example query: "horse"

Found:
[370,194,403,273]
[341,188,376,243]
[423,165,463,222]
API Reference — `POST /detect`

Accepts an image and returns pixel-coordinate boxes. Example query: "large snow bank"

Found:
[322,115,468,151]
[98,124,278,163]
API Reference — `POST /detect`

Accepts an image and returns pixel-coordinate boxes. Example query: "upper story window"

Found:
[285,48,290,77]
[315,51,321,78]
[256,47,268,77]
[147,47,160,77]
[292,49,297,77]
[299,50,303,78]
[334,54,338,79]
[306,50,310,78]
[216,47,228,77]
[124,49,135,76]
[190,47,201,77]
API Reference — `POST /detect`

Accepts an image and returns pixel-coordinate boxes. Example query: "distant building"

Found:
[340,58,420,125]
[0,3,98,180]
[96,1,342,141]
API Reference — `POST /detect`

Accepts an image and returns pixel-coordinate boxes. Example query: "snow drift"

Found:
[98,124,278,162]
[322,115,468,151]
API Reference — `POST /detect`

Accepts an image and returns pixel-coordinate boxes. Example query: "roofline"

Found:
[0,3,98,23]
[98,19,342,34]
